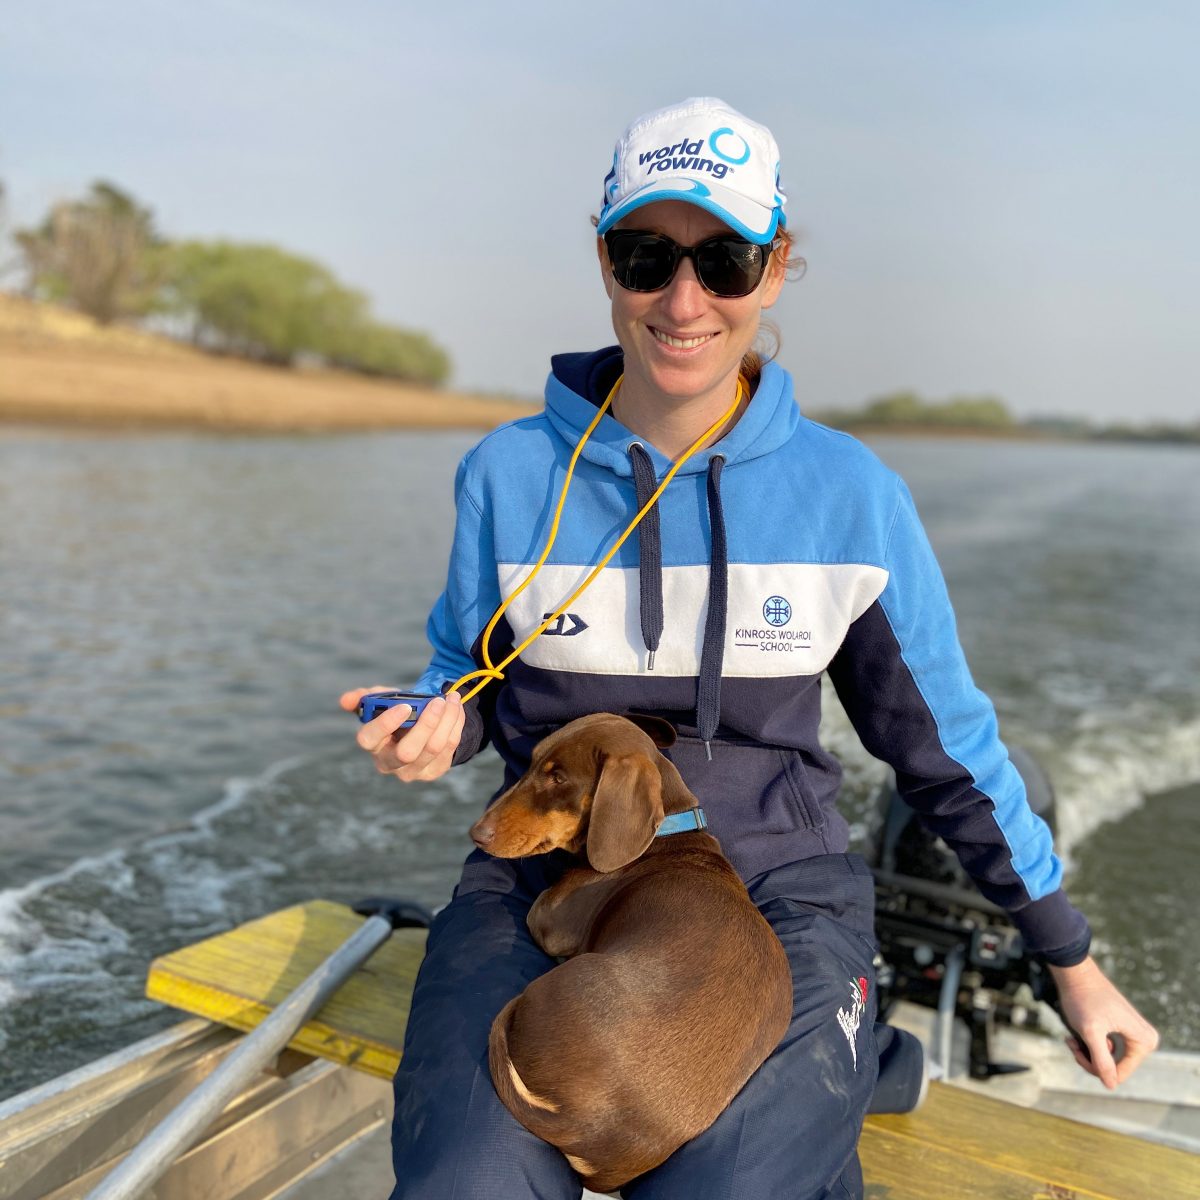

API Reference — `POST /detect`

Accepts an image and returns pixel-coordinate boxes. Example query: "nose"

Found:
[469,812,497,850]
[658,256,708,324]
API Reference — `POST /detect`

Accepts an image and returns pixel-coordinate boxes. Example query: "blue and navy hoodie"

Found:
[415,347,1091,967]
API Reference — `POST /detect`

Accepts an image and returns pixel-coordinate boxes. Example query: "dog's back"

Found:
[490,836,792,1192]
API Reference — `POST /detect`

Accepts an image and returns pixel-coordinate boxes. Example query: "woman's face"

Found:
[598,199,785,405]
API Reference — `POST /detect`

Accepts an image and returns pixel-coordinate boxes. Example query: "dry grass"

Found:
[0,293,537,432]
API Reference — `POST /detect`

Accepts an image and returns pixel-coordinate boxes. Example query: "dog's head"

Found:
[468,713,691,872]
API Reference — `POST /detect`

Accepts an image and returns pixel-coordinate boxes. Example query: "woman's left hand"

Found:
[1048,956,1160,1089]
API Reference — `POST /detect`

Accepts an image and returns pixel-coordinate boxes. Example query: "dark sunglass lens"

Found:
[607,233,676,292]
[696,238,767,297]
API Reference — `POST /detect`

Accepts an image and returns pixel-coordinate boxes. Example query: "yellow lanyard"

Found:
[449,374,745,704]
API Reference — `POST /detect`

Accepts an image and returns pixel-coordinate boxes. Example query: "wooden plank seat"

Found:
[148,900,424,1081]
[147,901,1198,1200]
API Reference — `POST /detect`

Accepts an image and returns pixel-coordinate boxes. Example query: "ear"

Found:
[622,712,677,748]
[586,752,665,873]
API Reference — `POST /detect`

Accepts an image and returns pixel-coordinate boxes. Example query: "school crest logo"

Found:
[837,977,869,1069]
[763,595,792,626]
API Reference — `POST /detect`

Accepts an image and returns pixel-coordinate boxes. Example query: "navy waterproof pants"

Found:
[388,852,917,1200]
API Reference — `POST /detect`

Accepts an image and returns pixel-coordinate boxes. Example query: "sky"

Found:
[2,1,1197,422]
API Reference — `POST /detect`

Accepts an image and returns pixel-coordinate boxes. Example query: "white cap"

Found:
[597,97,786,245]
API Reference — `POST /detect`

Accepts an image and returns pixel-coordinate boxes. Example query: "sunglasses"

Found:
[603,229,775,298]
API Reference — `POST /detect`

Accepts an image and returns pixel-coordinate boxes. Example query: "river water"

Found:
[1,427,1198,1100]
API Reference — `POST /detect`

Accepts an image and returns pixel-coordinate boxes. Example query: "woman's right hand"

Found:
[339,686,466,783]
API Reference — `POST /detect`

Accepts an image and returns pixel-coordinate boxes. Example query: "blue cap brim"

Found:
[597,179,782,245]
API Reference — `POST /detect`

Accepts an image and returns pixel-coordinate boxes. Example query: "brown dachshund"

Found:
[469,713,793,1193]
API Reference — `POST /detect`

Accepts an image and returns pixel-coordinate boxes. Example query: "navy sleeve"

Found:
[828,477,1091,966]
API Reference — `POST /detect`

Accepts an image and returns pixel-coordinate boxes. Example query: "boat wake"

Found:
[824,684,1200,864]
[0,756,305,1046]
[0,746,494,1097]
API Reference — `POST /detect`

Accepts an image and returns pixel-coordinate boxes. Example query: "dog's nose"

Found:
[469,814,496,850]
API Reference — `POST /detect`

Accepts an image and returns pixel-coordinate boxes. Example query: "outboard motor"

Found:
[867,749,1062,1079]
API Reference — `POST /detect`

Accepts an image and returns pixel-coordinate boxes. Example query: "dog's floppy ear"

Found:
[586,752,665,873]
[623,712,677,748]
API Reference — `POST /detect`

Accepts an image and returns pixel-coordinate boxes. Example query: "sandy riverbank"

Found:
[0,294,537,432]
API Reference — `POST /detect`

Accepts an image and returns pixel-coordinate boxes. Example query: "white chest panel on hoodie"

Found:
[496,561,889,678]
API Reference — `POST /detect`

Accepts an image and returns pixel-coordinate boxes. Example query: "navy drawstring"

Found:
[630,444,663,670]
[628,447,729,760]
[697,455,728,759]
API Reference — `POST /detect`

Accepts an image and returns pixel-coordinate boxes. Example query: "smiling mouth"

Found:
[651,328,716,350]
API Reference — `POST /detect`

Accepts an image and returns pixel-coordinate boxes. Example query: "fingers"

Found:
[1066,1020,1159,1090]
[1114,1024,1159,1086]
[1049,956,1160,1089]
[1064,1035,1096,1080]
[354,692,465,783]
[1067,1031,1119,1090]
[356,698,418,754]
[1115,1043,1151,1087]
[394,693,465,782]
[418,691,466,763]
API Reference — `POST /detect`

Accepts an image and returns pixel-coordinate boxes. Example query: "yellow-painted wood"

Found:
[863,1085,1199,1200]
[147,902,1198,1199]
[146,900,425,1080]
[861,1123,1086,1199]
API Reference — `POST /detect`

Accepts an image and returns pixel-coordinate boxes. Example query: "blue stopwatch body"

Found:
[356,691,438,728]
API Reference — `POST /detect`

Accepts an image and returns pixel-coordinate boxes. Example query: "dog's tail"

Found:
[488,991,663,1191]
[488,995,567,1135]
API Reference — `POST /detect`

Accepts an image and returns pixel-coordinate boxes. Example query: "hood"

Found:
[543,346,802,478]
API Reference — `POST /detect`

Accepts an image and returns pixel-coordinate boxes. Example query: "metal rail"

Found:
[84,913,394,1200]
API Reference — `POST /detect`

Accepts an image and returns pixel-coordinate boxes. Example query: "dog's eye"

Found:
[549,768,567,786]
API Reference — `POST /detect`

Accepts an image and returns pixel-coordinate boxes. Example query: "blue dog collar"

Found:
[655,807,708,837]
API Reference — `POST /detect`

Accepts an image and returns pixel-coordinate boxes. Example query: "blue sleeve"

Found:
[828,476,1091,966]
[412,452,503,765]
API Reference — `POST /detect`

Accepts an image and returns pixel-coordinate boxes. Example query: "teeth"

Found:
[652,329,712,349]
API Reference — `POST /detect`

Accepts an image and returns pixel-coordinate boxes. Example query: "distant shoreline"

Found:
[2,295,1194,444]
[0,294,536,433]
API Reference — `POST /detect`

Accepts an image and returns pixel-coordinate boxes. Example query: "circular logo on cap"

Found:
[709,127,751,166]
[763,596,792,627]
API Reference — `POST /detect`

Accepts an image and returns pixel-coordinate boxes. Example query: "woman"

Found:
[342,97,1158,1199]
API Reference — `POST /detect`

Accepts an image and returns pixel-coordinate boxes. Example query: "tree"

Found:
[15,182,162,324]
[935,395,1013,427]
[325,318,451,385]
[12,181,454,384]
[161,241,368,365]
[859,390,1014,428]
[162,240,451,381]
[862,390,926,424]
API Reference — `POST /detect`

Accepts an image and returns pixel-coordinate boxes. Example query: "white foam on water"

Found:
[819,679,1200,866]
[1048,711,1200,863]
[0,852,130,1011]
[0,754,308,1017]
